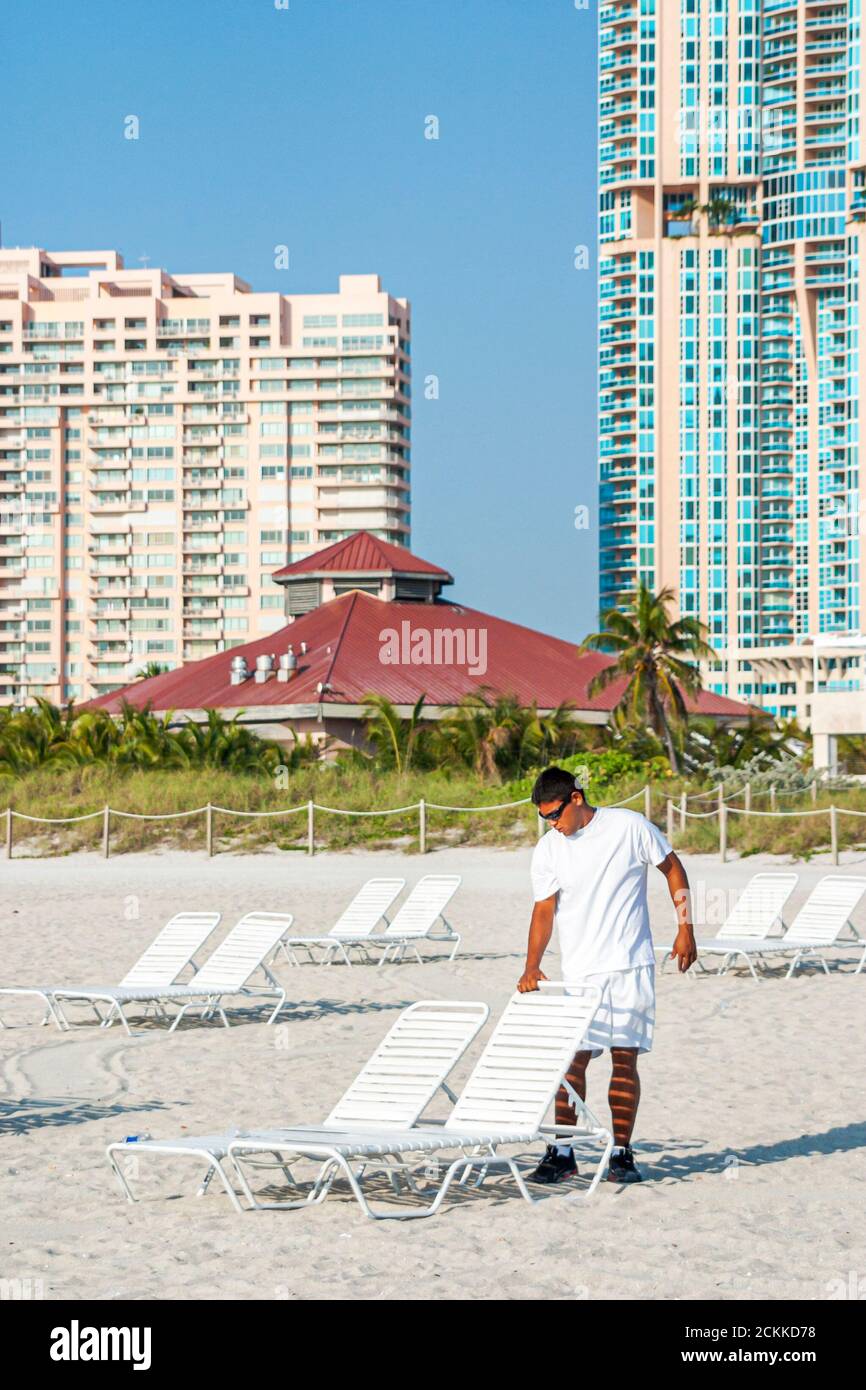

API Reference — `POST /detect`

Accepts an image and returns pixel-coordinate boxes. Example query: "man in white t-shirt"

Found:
[518,765,697,1185]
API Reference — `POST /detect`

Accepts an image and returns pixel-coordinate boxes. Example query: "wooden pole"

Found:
[307,799,315,856]
[206,802,213,857]
[811,779,817,804]
[719,803,727,864]
[717,783,724,817]
[666,798,674,840]
[644,785,651,821]
[679,791,687,833]
[830,805,838,865]
[419,798,426,855]
[102,805,110,859]
[744,782,751,814]
[5,807,12,860]
[770,784,777,812]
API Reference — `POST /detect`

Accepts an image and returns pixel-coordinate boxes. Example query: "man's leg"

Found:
[609,1047,641,1145]
[528,1049,593,1183]
[555,1048,593,1127]
[607,1047,643,1182]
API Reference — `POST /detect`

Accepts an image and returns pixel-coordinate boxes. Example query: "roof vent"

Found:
[277,645,298,682]
[229,655,249,686]
[254,652,274,683]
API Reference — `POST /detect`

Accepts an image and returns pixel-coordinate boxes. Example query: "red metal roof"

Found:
[88,590,753,720]
[272,531,451,580]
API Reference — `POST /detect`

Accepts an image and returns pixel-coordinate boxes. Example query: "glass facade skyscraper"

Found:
[599,0,866,719]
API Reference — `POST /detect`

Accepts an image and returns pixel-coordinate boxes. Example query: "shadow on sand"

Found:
[0,1095,175,1137]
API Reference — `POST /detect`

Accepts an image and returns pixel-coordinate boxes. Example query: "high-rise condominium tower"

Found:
[0,249,410,705]
[599,0,866,721]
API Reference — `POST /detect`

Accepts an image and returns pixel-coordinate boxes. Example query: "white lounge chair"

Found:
[708,876,866,979]
[105,999,489,1211]
[373,875,463,964]
[272,877,406,966]
[0,911,221,1032]
[656,871,799,981]
[227,983,612,1220]
[52,912,295,1034]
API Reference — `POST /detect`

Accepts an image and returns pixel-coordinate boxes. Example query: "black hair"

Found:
[531,766,583,808]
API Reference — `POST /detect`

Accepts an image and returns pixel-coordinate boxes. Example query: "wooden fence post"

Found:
[679,791,687,833]
[307,799,315,856]
[770,784,777,812]
[811,779,817,804]
[717,783,724,817]
[419,799,426,855]
[644,785,651,821]
[5,807,12,860]
[719,803,727,864]
[206,803,213,857]
[666,798,674,840]
[830,805,838,865]
[102,805,110,859]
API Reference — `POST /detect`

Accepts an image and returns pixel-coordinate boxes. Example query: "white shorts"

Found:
[567,965,655,1057]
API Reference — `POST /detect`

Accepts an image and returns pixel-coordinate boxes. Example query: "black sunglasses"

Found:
[538,793,575,822]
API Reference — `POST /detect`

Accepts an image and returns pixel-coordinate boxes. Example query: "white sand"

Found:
[1,845,864,1301]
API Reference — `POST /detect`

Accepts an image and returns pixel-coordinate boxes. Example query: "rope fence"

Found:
[2,780,865,862]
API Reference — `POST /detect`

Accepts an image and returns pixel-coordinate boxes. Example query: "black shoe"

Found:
[528,1144,578,1185]
[607,1145,642,1184]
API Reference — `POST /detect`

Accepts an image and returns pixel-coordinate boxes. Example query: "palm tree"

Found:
[531,701,583,766]
[581,585,715,774]
[684,712,794,773]
[435,693,580,782]
[112,702,190,769]
[702,196,736,231]
[671,196,699,223]
[436,692,524,781]
[0,698,283,778]
[173,708,282,773]
[0,698,83,775]
[361,694,428,774]
[135,662,168,681]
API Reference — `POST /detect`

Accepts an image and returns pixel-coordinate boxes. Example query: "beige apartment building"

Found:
[0,248,411,704]
[599,0,866,752]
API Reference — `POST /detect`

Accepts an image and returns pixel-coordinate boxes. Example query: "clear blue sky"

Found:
[0,0,599,641]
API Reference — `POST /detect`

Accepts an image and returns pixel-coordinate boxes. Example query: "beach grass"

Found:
[2,764,866,858]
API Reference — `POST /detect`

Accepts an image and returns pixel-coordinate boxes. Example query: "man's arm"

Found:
[656,851,697,972]
[517,895,557,992]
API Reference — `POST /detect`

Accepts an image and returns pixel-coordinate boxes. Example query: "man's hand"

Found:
[519,897,555,993]
[657,853,697,973]
[669,926,698,973]
[517,965,548,993]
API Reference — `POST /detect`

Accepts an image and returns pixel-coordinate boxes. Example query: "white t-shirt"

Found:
[530,806,672,978]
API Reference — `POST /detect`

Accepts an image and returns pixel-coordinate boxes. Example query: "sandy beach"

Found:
[1,844,864,1302]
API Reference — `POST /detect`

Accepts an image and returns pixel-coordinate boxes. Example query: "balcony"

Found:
[93,604,131,620]
[90,559,132,578]
[182,474,223,490]
[182,580,240,597]
[89,432,132,449]
[183,601,222,617]
[88,542,132,558]
[183,560,223,576]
